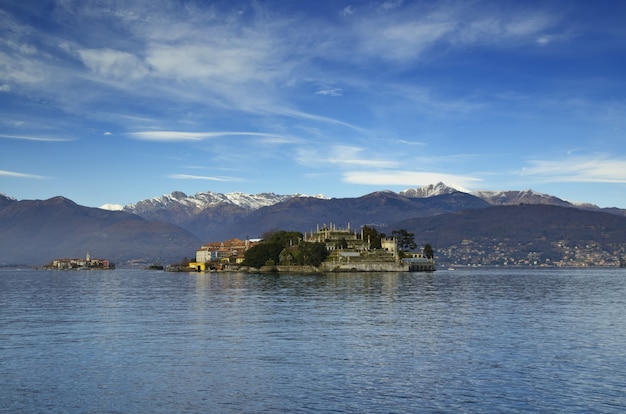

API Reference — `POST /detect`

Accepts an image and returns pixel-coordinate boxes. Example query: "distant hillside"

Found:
[119,183,626,242]
[393,204,626,267]
[181,190,490,240]
[0,196,200,266]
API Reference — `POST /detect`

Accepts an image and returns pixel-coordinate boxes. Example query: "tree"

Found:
[423,243,434,259]
[297,242,328,266]
[392,229,417,252]
[362,225,384,249]
[243,242,283,268]
[264,230,303,246]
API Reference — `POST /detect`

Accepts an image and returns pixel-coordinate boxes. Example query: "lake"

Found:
[1,268,625,413]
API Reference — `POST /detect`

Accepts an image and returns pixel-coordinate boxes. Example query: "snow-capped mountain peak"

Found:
[471,189,573,207]
[400,182,460,198]
[123,190,318,215]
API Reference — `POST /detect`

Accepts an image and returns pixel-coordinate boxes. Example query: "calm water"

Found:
[1,268,625,413]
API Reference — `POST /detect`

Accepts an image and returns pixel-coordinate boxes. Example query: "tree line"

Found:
[242,231,328,268]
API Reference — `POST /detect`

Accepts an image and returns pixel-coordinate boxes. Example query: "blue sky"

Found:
[1,0,626,208]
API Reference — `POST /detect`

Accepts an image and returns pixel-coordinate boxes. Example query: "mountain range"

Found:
[0,196,200,266]
[1,183,625,267]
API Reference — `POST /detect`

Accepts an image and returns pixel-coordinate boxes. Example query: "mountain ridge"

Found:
[112,182,625,223]
[2,185,626,267]
[0,197,200,266]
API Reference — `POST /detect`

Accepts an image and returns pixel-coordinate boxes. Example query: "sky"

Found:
[1,0,626,209]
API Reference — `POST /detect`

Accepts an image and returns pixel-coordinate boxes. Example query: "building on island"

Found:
[45,252,114,270]
[303,222,434,272]
[187,237,260,272]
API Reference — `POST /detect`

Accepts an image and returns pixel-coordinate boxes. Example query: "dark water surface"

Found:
[1,268,625,413]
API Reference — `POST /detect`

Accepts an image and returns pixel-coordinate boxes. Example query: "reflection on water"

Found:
[1,268,625,413]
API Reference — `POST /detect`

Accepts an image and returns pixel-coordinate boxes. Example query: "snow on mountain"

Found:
[123,190,326,214]
[399,182,461,198]
[399,183,585,209]
[100,203,124,211]
[103,185,601,216]
[471,189,574,207]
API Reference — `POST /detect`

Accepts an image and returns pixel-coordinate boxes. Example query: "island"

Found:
[43,253,115,270]
[171,223,435,273]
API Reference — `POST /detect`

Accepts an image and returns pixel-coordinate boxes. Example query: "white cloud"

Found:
[316,88,343,97]
[167,174,242,182]
[0,169,46,179]
[78,48,149,80]
[340,6,355,17]
[397,139,426,146]
[381,0,404,11]
[146,42,274,83]
[99,203,123,211]
[343,170,481,191]
[357,19,454,61]
[523,156,626,183]
[325,146,398,168]
[0,134,72,142]
[129,131,288,142]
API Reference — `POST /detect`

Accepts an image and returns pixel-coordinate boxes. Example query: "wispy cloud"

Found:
[129,131,292,143]
[310,146,399,169]
[315,87,343,97]
[78,48,149,81]
[522,155,626,183]
[0,134,72,142]
[167,174,242,182]
[0,169,47,179]
[343,170,481,191]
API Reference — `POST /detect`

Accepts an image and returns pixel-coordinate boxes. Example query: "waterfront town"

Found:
[437,239,626,268]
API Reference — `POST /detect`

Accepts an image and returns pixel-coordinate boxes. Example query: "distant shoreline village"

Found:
[43,253,115,270]
[169,223,435,273]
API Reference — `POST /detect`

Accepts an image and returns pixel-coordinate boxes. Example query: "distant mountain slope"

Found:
[198,191,490,240]
[393,204,626,266]
[471,189,575,207]
[0,197,200,266]
[0,193,17,210]
[118,183,626,240]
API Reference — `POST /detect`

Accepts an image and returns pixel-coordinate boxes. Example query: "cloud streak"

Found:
[129,131,293,143]
[0,134,73,142]
[523,156,626,183]
[0,169,47,179]
[343,170,481,192]
[167,174,242,182]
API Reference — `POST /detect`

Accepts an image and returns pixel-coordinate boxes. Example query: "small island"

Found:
[43,253,115,270]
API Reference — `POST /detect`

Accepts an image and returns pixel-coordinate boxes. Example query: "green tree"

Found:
[243,242,284,268]
[423,243,434,259]
[362,225,384,249]
[297,242,329,266]
[392,229,417,251]
[264,230,303,246]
